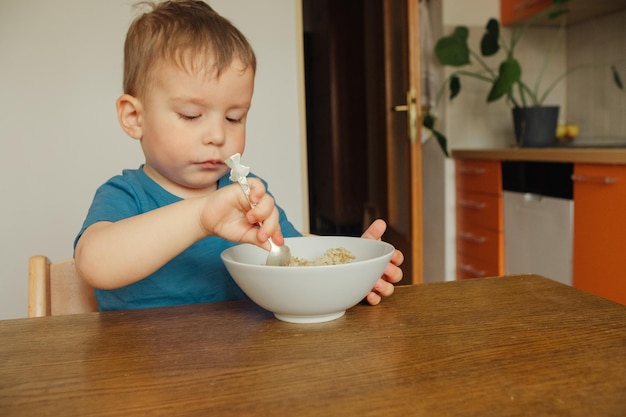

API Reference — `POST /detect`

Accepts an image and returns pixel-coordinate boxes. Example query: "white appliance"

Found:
[504,191,573,286]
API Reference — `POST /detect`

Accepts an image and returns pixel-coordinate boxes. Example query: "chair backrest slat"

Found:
[28,255,99,317]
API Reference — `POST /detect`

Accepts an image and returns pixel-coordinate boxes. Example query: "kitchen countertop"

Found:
[452,147,626,164]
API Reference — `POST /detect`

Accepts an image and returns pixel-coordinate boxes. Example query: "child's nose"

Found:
[203,119,226,145]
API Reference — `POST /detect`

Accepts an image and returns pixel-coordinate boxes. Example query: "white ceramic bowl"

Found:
[221,236,395,323]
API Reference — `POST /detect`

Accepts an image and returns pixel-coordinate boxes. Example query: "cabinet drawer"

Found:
[457,191,502,232]
[456,223,503,266]
[456,159,502,195]
[456,253,501,280]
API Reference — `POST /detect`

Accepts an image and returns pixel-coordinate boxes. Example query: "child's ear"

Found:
[116,94,143,140]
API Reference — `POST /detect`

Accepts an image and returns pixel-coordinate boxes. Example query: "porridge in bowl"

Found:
[288,247,355,266]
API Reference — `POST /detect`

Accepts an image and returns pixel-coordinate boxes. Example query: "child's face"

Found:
[137,58,254,198]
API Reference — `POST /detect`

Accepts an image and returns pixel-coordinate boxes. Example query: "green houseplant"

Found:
[423,2,623,156]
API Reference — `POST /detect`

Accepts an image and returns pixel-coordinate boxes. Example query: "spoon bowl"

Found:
[266,237,292,266]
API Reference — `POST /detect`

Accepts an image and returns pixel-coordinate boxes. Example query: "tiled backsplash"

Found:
[566,9,626,141]
[441,9,625,149]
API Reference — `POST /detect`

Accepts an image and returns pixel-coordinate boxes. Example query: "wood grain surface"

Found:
[2,275,626,416]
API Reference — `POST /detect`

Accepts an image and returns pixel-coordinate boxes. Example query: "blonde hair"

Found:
[123,0,256,97]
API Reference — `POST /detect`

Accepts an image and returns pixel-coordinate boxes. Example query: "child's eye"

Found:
[178,113,200,121]
[226,116,243,124]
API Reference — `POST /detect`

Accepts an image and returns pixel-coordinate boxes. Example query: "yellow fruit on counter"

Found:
[565,124,579,139]
[556,124,567,140]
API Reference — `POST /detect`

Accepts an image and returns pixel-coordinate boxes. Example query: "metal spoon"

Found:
[265,236,292,266]
[225,154,292,266]
[242,193,292,266]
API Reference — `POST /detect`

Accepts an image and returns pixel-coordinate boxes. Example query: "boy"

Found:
[74,0,403,311]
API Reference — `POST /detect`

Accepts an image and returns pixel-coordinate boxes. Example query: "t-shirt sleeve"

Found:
[74,177,142,250]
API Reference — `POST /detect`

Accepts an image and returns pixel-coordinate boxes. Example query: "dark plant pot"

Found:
[512,106,559,148]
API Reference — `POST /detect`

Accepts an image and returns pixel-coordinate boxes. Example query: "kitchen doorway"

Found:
[302,0,423,285]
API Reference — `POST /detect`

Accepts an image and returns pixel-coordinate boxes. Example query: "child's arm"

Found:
[75,178,283,290]
[361,219,404,305]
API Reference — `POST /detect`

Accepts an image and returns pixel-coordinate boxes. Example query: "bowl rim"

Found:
[220,236,395,269]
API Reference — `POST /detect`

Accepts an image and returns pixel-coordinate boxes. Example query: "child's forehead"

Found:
[159,48,219,76]
[142,55,253,101]
[133,42,254,100]
[152,54,250,82]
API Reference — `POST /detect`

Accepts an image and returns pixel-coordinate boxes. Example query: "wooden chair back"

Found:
[28,255,99,317]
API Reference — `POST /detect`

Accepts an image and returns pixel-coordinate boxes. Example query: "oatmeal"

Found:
[288,247,355,266]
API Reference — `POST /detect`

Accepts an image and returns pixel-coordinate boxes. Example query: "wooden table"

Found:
[2,274,626,416]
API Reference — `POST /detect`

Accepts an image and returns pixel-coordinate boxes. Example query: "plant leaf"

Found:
[432,129,449,157]
[612,65,624,90]
[421,113,448,157]
[487,58,521,102]
[548,0,570,19]
[548,9,570,19]
[435,26,470,67]
[423,113,435,129]
[449,75,461,99]
[480,18,500,57]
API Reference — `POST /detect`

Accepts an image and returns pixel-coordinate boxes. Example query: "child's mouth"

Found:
[196,160,224,169]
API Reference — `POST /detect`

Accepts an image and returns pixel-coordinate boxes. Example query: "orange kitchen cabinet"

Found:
[500,0,552,26]
[457,222,503,267]
[457,191,503,231]
[457,253,501,280]
[456,159,502,195]
[573,164,626,305]
[455,159,504,279]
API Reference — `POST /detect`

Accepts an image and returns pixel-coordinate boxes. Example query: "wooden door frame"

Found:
[383,0,423,284]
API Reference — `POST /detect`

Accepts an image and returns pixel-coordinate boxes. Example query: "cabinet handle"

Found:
[458,167,486,175]
[459,199,486,210]
[459,232,487,244]
[571,174,617,184]
[460,263,486,278]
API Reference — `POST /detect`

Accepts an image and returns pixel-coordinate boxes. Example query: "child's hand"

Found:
[361,219,404,305]
[199,178,284,250]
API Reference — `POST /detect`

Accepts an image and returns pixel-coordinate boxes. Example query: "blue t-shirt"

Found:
[75,167,301,311]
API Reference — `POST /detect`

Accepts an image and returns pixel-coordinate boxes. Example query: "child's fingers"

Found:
[360,219,387,240]
[245,194,276,224]
[374,278,395,297]
[383,256,403,284]
[242,180,282,244]
[246,178,266,206]
[366,292,382,306]
[390,249,404,267]
[365,278,395,305]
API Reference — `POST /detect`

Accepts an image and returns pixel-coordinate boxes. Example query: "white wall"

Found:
[0,0,306,320]
[422,0,504,282]
[443,0,498,26]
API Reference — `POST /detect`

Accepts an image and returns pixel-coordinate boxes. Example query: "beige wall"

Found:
[0,0,306,320]
[566,10,626,142]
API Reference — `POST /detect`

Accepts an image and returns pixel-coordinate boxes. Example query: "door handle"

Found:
[392,87,418,144]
